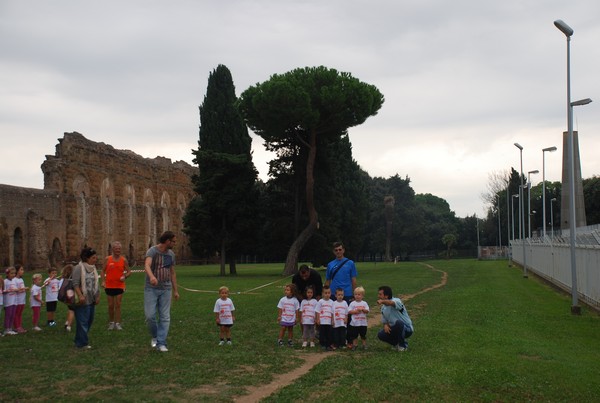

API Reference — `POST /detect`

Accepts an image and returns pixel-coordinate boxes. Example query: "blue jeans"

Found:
[377,321,413,348]
[74,304,95,348]
[144,286,172,348]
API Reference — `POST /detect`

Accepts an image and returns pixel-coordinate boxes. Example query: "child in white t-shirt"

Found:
[332,288,349,349]
[14,264,29,333]
[300,286,318,348]
[315,285,335,350]
[277,284,300,347]
[44,268,59,327]
[3,267,18,335]
[30,274,44,331]
[348,286,370,350]
[214,286,235,345]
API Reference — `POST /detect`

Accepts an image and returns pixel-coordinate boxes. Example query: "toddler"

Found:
[214,286,235,345]
[332,288,349,349]
[315,285,334,350]
[13,264,29,333]
[300,286,317,348]
[59,264,75,331]
[3,267,18,335]
[347,286,370,350]
[44,268,59,327]
[277,284,300,347]
[30,273,44,331]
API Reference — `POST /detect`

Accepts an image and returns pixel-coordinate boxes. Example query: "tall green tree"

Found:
[184,64,259,275]
[240,66,384,275]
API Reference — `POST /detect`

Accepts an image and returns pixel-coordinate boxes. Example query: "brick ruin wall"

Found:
[0,132,197,269]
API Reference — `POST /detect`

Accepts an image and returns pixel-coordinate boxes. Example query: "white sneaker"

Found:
[302,341,308,348]
[33,326,43,332]
[108,322,115,330]
[151,338,157,348]
[226,340,232,345]
[310,342,316,348]
[157,345,169,352]
[218,340,225,346]
[114,323,123,331]
[65,325,72,332]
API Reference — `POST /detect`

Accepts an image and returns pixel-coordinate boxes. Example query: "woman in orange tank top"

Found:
[102,241,130,331]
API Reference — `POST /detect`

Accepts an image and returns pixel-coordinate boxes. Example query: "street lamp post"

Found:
[550,197,557,235]
[554,19,593,314]
[512,194,519,241]
[542,146,557,240]
[527,169,539,238]
[514,143,527,277]
[508,194,519,267]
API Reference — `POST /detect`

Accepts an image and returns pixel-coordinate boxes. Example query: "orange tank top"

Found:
[105,255,126,289]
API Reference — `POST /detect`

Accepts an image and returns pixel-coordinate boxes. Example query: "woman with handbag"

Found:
[72,247,100,349]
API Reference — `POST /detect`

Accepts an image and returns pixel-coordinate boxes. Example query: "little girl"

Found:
[300,286,318,348]
[44,267,59,327]
[3,267,18,336]
[277,284,300,347]
[30,273,44,331]
[59,264,75,332]
[213,286,235,345]
[13,264,29,333]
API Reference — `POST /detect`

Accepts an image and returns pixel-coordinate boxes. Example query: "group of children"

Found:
[214,283,370,350]
[2,265,73,336]
[278,284,369,350]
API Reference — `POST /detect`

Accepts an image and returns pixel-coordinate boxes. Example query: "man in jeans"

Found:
[376,285,414,351]
[144,231,179,352]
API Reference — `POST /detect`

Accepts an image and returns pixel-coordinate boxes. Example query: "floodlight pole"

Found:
[554,19,592,314]
[542,146,557,239]
[514,143,527,278]
[527,170,539,238]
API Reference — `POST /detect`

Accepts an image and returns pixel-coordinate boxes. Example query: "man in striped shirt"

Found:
[144,231,180,352]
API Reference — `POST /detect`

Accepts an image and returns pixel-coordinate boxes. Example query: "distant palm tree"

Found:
[442,233,457,259]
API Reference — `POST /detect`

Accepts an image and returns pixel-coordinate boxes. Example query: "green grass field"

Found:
[2,260,599,402]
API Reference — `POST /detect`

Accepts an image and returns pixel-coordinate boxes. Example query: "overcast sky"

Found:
[1,0,598,217]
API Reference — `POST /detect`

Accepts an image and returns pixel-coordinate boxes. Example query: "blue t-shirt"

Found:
[381,297,413,332]
[326,258,357,297]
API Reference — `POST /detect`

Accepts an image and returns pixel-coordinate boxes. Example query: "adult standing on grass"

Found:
[102,241,130,331]
[144,231,179,352]
[325,242,357,304]
[292,264,323,300]
[376,285,414,352]
[72,247,100,349]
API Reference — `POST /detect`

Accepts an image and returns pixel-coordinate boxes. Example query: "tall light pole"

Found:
[514,143,527,277]
[527,169,539,238]
[512,194,519,241]
[542,146,557,239]
[508,194,519,267]
[550,197,557,235]
[497,196,502,254]
[554,19,592,314]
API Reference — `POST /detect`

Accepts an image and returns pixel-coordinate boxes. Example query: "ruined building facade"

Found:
[0,132,196,269]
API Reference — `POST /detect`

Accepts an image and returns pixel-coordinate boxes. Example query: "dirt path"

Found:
[234,262,447,403]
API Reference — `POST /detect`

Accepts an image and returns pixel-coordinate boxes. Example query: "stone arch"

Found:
[101,177,116,236]
[13,227,24,265]
[73,174,91,244]
[49,237,65,268]
[143,188,156,248]
[0,219,9,267]
[124,184,136,236]
[160,191,171,233]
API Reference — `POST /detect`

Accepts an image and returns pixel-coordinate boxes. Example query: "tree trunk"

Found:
[282,129,318,276]
[229,256,237,275]
[219,216,226,276]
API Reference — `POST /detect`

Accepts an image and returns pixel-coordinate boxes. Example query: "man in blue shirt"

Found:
[325,242,357,304]
[377,285,414,351]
